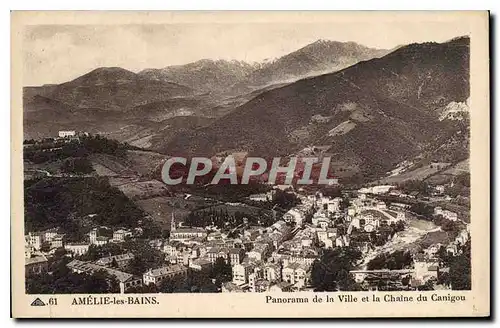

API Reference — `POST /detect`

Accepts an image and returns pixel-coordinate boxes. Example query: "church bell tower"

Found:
[171,212,176,231]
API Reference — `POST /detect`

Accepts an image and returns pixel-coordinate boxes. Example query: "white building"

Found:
[58,130,76,138]
[283,209,304,226]
[434,207,443,216]
[327,198,342,213]
[372,185,394,194]
[412,254,439,283]
[143,264,188,285]
[64,243,90,256]
[359,185,394,194]
[189,258,212,271]
[264,263,281,282]
[67,260,142,293]
[248,243,269,262]
[232,263,255,286]
[446,242,459,256]
[442,210,458,221]
[435,185,445,194]
[282,262,309,288]
[112,229,133,242]
[312,213,331,229]
[50,235,64,249]
[170,214,207,242]
[249,193,270,202]
[28,232,45,250]
[376,202,387,210]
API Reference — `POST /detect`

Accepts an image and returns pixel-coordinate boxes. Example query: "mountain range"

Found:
[139,40,389,95]
[164,37,470,180]
[23,37,470,182]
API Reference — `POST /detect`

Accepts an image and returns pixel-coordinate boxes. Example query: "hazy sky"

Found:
[23,21,471,86]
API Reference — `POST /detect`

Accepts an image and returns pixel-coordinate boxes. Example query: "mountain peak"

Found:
[87,67,136,76]
[312,38,331,45]
[71,67,137,85]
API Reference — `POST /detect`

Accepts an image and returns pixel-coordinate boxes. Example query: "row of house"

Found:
[231,258,311,291]
[67,259,143,294]
[445,229,470,256]
[26,226,136,258]
[26,229,65,251]
[434,207,459,221]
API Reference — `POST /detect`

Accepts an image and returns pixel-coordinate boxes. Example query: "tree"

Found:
[26,263,119,294]
[40,241,51,253]
[79,244,124,262]
[124,240,165,276]
[311,247,362,291]
[367,250,413,271]
[271,190,301,211]
[61,157,94,175]
[158,276,189,293]
[210,257,232,288]
[449,241,471,290]
[417,279,435,291]
[86,270,119,293]
[25,177,146,234]
[321,186,342,198]
[126,284,158,293]
[398,180,431,196]
[185,269,217,293]
[409,203,434,218]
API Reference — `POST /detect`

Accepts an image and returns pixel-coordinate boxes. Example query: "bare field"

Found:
[89,153,136,176]
[109,177,170,200]
[407,217,437,230]
[417,230,452,248]
[380,162,451,184]
[443,159,469,175]
[426,159,469,184]
[126,150,167,176]
[135,196,191,227]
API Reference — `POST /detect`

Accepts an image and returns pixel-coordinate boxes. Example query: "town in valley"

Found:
[24,130,470,294]
[23,30,471,295]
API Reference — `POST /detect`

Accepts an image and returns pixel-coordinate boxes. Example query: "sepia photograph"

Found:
[11,10,490,318]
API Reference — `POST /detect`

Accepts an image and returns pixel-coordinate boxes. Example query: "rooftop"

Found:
[172,227,206,234]
[26,255,48,266]
[145,264,187,277]
[67,260,137,283]
[95,253,134,265]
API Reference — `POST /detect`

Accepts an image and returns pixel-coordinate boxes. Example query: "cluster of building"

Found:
[428,226,470,257]
[25,225,137,258]
[57,130,89,140]
[220,191,411,293]
[24,225,138,277]
[347,191,469,291]
[25,179,468,294]
[433,207,459,221]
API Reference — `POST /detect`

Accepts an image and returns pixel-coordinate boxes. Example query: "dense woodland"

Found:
[367,250,413,270]
[437,240,471,290]
[24,177,165,241]
[24,135,130,164]
[310,247,362,291]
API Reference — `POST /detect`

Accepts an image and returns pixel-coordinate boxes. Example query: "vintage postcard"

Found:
[11,11,490,318]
